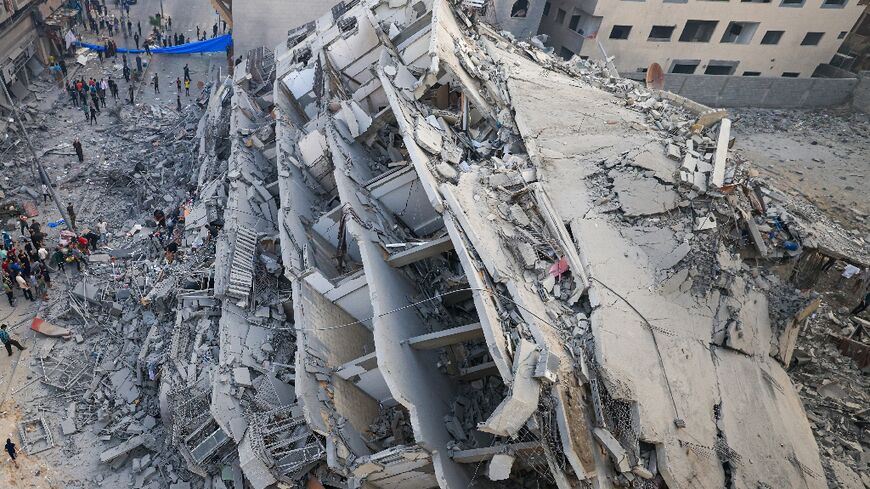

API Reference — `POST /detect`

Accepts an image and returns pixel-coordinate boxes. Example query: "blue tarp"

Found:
[76,34,232,55]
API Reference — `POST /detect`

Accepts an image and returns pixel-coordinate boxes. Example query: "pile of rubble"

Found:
[140,0,869,488]
[1,73,219,487]
[2,1,867,488]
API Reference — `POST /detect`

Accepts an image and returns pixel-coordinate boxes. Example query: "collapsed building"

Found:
[160,0,851,487]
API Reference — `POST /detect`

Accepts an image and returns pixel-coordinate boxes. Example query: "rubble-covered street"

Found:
[0,1,867,489]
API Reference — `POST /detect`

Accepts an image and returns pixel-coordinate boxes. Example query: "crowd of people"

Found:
[0,208,110,309]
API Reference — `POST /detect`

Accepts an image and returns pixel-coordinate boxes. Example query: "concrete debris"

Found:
[3,1,866,488]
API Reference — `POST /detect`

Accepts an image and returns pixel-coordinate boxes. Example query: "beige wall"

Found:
[539,0,864,77]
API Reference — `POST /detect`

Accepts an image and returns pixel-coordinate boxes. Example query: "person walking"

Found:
[133,31,139,50]
[183,63,190,81]
[5,438,18,467]
[128,84,135,105]
[137,20,141,36]
[0,325,25,356]
[175,77,181,91]
[89,102,98,125]
[73,138,83,162]
[176,94,182,111]
[152,73,160,94]
[41,183,50,203]
[66,202,76,229]
[184,78,190,96]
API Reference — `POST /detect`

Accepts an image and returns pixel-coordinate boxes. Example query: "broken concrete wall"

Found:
[629,72,860,109]
[499,39,826,488]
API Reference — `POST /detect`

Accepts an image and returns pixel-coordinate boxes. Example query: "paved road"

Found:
[129,0,226,106]
[82,0,226,107]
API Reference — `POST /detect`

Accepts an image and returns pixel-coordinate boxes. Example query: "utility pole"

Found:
[0,73,76,233]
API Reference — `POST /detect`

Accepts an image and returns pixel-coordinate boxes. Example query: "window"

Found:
[761,30,784,44]
[705,60,739,75]
[569,15,581,31]
[782,72,800,77]
[743,71,761,76]
[556,8,566,24]
[679,20,718,42]
[822,0,846,6]
[781,0,804,6]
[801,32,824,45]
[837,31,847,39]
[543,2,551,16]
[648,25,676,41]
[720,22,759,44]
[559,46,575,60]
[610,25,632,39]
[510,0,529,17]
[671,60,700,73]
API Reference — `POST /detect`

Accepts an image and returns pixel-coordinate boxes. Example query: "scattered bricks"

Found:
[666,143,681,161]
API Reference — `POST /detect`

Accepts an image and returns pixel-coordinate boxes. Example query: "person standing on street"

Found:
[18,214,29,237]
[3,276,15,307]
[176,94,182,111]
[89,102,98,125]
[184,78,190,96]
[15,274,33,302]
[183,64,190,82]
[41,183,50,203]
[212,23,218,38]
[73,138,83,162]
[152,73,160,94]
[128,84,135,105]
[137,20,141,36]
[134,31,139,50]
[67,203,76,229]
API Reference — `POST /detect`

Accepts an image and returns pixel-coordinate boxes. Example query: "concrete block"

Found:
[233,367,252,386]
[487,453,515,481]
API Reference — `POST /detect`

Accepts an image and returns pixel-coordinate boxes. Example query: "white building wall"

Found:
[538,0,864,77]
[232,0,342,54]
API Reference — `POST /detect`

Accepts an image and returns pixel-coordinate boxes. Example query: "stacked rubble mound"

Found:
[131,1,870,488]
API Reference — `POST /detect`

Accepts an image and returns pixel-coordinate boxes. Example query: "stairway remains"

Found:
[227,226,258,302]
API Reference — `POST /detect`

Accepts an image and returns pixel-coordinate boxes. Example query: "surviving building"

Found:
[0,0,64,101]
[537,0,865,77]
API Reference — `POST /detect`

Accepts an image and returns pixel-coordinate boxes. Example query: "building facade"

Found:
[538,0,865,77]
[1,0,65,100]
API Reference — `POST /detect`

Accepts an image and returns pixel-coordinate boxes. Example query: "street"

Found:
[0,1,225,487]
